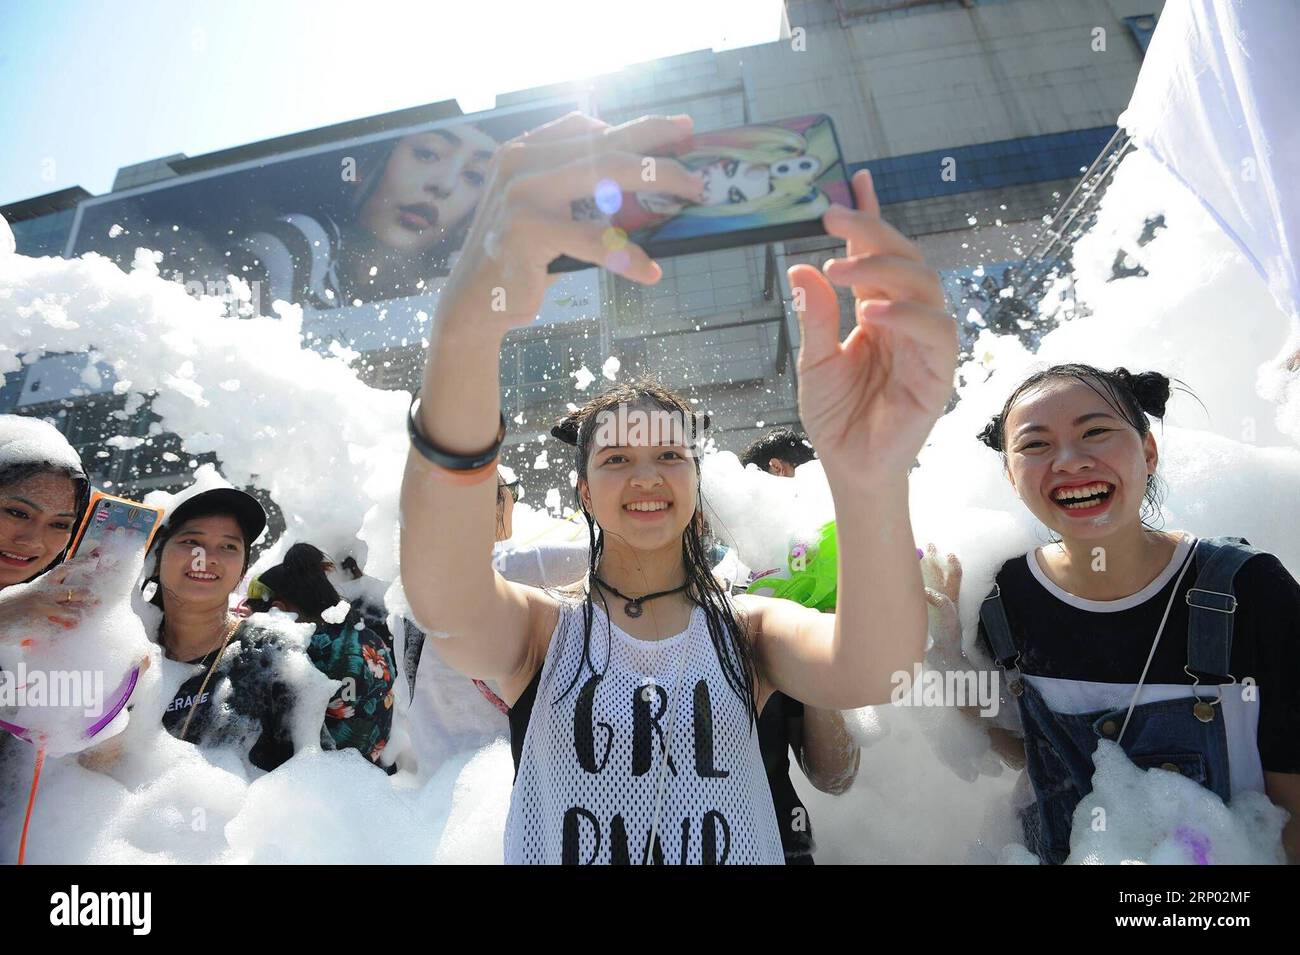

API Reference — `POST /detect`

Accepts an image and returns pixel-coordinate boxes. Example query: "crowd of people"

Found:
[2,111,1298,865]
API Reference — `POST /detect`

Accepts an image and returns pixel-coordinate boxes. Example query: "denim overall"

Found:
[980,537,1260,864]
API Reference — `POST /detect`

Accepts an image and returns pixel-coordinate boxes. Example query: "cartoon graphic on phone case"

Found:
[618,115,849,241]
[555,114,851,274]
[68,491,163,560]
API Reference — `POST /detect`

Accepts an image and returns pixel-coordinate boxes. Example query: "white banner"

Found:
[1120,0,1300,324]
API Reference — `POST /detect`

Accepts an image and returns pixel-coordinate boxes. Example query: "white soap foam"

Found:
[1,146,1297,863]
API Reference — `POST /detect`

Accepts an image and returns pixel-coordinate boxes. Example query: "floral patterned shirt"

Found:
[307,613,396,769]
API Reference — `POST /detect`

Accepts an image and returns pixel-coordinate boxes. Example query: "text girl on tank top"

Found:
[964,364,1300,863]
[398,113,958,864]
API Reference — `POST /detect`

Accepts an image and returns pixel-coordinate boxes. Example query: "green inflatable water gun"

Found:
[745,519,837,611]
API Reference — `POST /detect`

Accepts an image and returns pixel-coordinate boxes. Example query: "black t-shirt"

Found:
[976,540,1300,775]
[161,620,298,772]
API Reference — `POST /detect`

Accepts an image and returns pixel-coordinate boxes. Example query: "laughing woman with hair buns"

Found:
[970,364,1300,864]
[399,112,958,864]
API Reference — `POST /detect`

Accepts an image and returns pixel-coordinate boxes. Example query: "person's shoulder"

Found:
[1181,539,1300,645]
[985,551,1034,598]
[974,554,1035,647]
[1234,542,1291,577]
[539,591,584,642]
[1219,543,1300,603]
[770,691,804,718]
[546,587,587,610]
[729,590,769,622]
[728,591,803,642]
[237,612,315,651]
[1198,544,1300,667]
[1187,537,1291,583]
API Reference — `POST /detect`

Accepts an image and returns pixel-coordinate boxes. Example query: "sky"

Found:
[0,0,785,206]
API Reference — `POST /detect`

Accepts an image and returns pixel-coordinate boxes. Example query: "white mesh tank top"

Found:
[504,597,785,865]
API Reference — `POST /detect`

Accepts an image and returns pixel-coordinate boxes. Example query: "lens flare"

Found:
[601,226,628,251]
[594,178,623,216]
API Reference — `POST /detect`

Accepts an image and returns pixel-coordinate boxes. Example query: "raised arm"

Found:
[740,170,959,710]
[398,113,704,694]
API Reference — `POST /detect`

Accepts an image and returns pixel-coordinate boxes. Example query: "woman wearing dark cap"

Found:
[146,486,305,772]
[245,542,397,770]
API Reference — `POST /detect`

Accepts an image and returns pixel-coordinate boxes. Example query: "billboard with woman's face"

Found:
[355,126,498,256]
[65,100,599,353]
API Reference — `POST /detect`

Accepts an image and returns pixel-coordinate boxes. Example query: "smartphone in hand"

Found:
[67,491,165,561]
[549,114,853,273]
[1,492,164,749]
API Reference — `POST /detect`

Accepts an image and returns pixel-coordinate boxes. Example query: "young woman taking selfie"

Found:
[399,112,959,864]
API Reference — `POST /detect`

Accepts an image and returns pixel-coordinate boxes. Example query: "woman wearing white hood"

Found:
[0,415,95,635]
[0,415,98,803]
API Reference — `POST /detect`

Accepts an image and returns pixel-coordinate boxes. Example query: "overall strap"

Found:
[979,581,1025,695]
[1185,536,1261,679]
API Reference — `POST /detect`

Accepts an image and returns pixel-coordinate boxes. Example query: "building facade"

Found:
[1,0,1162,503]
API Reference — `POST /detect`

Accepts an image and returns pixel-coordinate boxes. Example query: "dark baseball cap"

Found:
[163,487,268,551]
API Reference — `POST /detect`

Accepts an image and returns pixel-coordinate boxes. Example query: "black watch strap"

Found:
[407,395,507,471]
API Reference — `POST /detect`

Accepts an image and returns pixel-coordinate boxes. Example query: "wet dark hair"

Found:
[976,364,1185,527]
[0,461,92,582]
[739,427,816,471]
[252,543,341,624]
[549,377,758,725]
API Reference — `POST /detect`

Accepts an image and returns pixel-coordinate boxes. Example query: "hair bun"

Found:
[550,415,580,446]
[1115,368,1171,418]
[976,416,1003,451]
[692,412,711,440]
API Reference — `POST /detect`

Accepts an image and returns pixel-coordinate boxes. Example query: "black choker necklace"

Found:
[592,576,688,618]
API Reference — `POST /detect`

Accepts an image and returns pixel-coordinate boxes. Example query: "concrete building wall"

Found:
[6,0,1164,498]
[491,0,1161,463]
